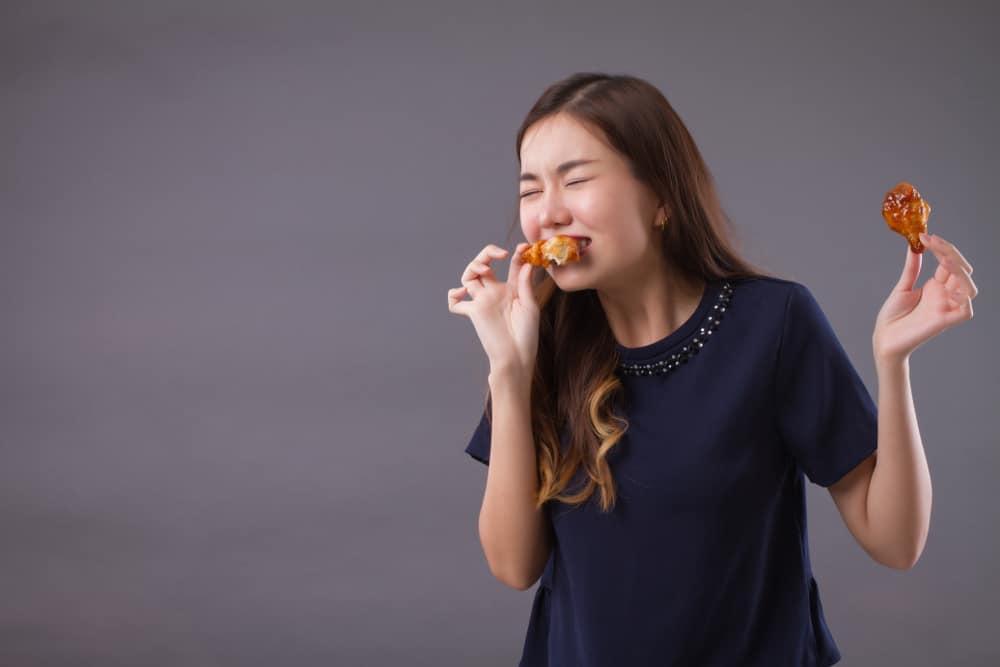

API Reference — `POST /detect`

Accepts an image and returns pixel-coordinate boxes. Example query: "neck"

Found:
[597,256,706,349]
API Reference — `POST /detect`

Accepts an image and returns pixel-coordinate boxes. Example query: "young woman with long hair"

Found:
[447,72,972,666]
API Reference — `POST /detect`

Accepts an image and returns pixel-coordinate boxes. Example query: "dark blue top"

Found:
[464,276,878,666]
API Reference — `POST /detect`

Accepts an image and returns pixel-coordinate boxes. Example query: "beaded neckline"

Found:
[616,280,734,376]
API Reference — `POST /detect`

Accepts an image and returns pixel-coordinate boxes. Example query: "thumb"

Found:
[896,242,921,292]
[518,261,537,308]
[507,243,528,288]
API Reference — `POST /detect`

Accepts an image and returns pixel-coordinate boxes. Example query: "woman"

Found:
[446,72,976,666]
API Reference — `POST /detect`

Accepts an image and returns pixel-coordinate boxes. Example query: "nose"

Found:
[537,194,572,232]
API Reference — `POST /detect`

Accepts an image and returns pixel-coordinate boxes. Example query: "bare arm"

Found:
[829,355,932,570]
[866,355,931,568]
[839,231,976,569]
[477,364,553,590]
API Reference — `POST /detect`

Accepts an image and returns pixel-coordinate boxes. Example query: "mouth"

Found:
[549,237,591,268]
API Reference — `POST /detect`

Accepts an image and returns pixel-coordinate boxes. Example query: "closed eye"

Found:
[519,179,589,199]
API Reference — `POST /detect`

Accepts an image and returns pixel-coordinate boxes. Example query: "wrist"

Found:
[873,349,910,375]
[872,336,911,368]
[488,360,532,390]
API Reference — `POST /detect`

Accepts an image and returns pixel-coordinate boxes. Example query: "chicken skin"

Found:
[519,235,586,267]
[882,181,932,253]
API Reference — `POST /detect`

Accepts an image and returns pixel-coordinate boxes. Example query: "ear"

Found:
[657,200,671,221]
[657,202,671,225]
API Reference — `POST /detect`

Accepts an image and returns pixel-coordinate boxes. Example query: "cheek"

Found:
[520,217,540,241]
[575,189,616,222]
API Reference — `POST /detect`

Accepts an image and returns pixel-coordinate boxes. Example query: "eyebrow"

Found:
[519,158,599,183]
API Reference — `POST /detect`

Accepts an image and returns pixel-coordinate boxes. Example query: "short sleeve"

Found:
[465,396,492,466]
[774,283,878,487]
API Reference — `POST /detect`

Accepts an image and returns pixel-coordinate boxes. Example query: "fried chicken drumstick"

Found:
[519,235,587,267]
[882,181,932,253]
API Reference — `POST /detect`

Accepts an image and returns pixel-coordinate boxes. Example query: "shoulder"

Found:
[730,274,809,298]
[726,275,815,322]
[723,276,836,358]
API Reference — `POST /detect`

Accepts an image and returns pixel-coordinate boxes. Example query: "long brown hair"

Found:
[485,72,777,513]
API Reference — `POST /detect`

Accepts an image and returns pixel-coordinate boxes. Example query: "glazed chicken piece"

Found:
[519,235,586,267]
[882,181,932,253]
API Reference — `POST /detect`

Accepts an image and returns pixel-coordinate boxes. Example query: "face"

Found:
[518,112,665,292]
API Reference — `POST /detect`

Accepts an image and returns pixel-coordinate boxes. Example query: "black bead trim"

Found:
[616,281,734,377]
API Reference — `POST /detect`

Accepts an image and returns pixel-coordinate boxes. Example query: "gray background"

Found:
[3,1,997,665]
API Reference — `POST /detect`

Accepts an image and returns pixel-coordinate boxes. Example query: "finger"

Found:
[896,243,921,291]
[461,270,484,295]
[462,247,508,285]
[931,247,955,284]
[461,262,493,289]
[921,234,950,283]
[534,273,557,306]
[476,245,509,265]
[932,259,950,284]
[943,260,978,299]
[447,286,472,315]
[470,260,498,282]
[461,262,486,284]
[930,234,974,275]
[945,290,974,320]
[921,233,973,276]
[507,243,530,287]
[517,260,536,307]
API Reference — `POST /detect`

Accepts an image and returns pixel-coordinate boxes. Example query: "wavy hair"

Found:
[484,72,777,513]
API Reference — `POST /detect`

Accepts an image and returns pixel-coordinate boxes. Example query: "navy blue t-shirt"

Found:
[464,276,879,666]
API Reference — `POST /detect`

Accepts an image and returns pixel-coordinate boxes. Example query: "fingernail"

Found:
[919,233,931,244]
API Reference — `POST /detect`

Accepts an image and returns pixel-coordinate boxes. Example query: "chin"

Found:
[547,264,595,292]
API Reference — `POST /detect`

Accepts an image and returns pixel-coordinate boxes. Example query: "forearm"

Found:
[478,365,551,589]
[867,354,932,569]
